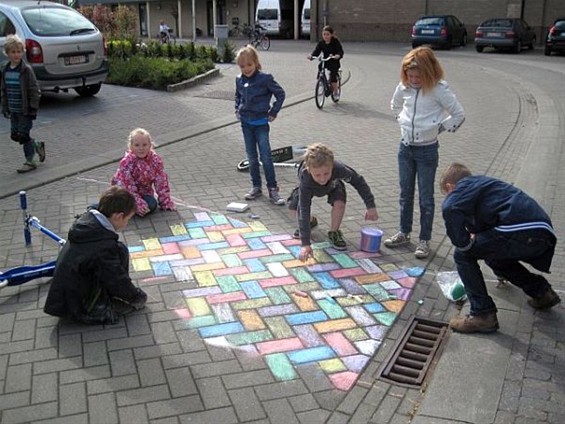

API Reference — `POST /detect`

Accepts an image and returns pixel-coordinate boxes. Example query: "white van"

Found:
[301,0,311,37]
[255,0,293,38]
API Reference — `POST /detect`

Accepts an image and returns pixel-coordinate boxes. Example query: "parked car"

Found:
[411,15,467,49]
[0,0,108,97]
[545,17,565,56]
[475,18,536,53]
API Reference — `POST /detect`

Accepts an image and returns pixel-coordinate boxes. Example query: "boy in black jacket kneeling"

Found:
[44,186,147,325]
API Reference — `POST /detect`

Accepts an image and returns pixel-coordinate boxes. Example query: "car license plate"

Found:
[421,29,434,34]
[486,32,502,37]
[64,55,88,65]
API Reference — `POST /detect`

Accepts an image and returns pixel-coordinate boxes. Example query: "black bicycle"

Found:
[248,25,270,51]
[310,55,341,109]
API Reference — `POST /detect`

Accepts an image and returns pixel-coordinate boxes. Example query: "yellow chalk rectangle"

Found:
[314,318,357,334]
[132,257,152,272]
[143,238,162,251]
[186,297,211,316]
[170,224,188,235]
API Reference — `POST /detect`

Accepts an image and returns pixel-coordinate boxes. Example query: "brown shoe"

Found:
[527,288,561,310]
[449,312,499,334]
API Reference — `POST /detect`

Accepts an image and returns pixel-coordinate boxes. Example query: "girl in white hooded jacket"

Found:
[386,46,465,259]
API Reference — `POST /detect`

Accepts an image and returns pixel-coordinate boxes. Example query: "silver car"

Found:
[0,0,108,97]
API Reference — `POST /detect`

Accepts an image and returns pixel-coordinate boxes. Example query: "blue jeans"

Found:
[454,229,553,316]
[10,113,35,161]
[397,143,438,241]
[241,122,277,189]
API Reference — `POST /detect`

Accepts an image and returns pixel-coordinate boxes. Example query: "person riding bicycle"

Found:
[251,22,266,44]
[159,20,171,43]
[307,25,344,99]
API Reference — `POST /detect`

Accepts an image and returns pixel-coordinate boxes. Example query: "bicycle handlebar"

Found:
[309,55,337,62]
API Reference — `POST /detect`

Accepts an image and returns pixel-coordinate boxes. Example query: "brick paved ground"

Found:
[0,41,563,423]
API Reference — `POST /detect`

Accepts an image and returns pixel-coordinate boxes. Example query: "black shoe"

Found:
[293,216,318,239]
[328,230,347,250]
[527,288,561,310]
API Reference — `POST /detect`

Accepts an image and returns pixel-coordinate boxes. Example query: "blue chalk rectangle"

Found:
[314,272,342,289]
[198,321,245,338]
[288,346,336,364]
[240,281,267,299]
[153,261,172,276]
[364,302,385,313]
[286,311,328,326]
[186,220,216,228]
[247,238,266,250]
[244,258,266,273]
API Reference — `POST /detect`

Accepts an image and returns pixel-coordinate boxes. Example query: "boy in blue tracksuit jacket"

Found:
[440,163,560,334]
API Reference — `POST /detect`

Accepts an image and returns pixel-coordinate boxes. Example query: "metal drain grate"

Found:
[378,316,449,387]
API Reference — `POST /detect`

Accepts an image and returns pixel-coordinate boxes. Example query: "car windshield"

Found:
[417,17,444,26]
[257,9,277,20]
[555,21,565,29]
[22,6,96,37]
[483,19,512,28]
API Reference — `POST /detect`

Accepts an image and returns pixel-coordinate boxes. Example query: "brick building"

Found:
[77,0,565,43]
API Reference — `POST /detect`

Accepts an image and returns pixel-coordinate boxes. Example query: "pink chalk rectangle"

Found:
[259,276,297,288]
[330,268,368,279]
[162,243,181,254]
[214,266,249,276]
[226,234,247,247]
[257,337,304,355]
[238,249,273,259]
[207,291,247,304]
[323,332,358,356]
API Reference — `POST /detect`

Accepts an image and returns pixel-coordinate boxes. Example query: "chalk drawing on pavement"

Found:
[129,211,418,391]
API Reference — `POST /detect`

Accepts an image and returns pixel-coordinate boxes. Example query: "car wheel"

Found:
[513,40,522,54]
[544,46,551,56]
[475,45,484,53]
[528,37,535,50]
[74,83,102,97]
[460,33,467,47]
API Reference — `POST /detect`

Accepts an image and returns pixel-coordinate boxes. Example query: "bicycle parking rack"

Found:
[0,191,65,289]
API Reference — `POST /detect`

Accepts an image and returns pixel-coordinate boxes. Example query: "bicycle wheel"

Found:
[315,78,326,109]
[331,72,342,103]
[260,36,270,51]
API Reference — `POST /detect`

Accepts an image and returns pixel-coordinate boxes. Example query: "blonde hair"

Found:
[400,46,444,92]
[236,45,262,71]
[127,128,154,149]
[304,143,334,170]
[4,34,24,54]
[439,162,472,194]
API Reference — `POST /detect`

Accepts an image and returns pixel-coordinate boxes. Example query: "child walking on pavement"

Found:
[307,25,344,98]
[1,34,45,173]
[386,46,465,259]
[288,143,378,262]
[112,128,176,216]
[235,45,286,205]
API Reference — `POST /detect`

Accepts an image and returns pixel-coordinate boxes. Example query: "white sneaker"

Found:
[384,232,411,248]
[415,240,431,259]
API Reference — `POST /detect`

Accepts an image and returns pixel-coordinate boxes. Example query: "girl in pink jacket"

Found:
[112,128,175,216]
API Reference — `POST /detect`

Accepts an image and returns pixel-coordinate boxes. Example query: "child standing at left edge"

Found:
[235,45,286,205]
[1,34,45,173]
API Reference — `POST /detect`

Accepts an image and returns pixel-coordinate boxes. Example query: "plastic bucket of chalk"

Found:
[360,227,384,253]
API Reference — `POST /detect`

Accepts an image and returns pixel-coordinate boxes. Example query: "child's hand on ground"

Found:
[136,200,150,216]
[365,207,378,221]
[299,246,313,262]
[161,206,177,211]
[268,115,276,122]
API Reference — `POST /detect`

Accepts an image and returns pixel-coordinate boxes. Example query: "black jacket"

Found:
[44,212,146,324]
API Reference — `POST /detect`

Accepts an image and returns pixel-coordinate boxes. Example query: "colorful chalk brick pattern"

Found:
[129,212,418,391]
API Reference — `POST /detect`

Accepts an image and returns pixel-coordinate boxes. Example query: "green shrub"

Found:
[221,40,236,63]
[107,56,215,90]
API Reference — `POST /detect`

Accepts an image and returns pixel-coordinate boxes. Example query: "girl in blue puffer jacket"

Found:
[235,45,286,205]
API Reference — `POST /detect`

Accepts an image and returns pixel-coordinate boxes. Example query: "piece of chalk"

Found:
[294,290,308,297]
